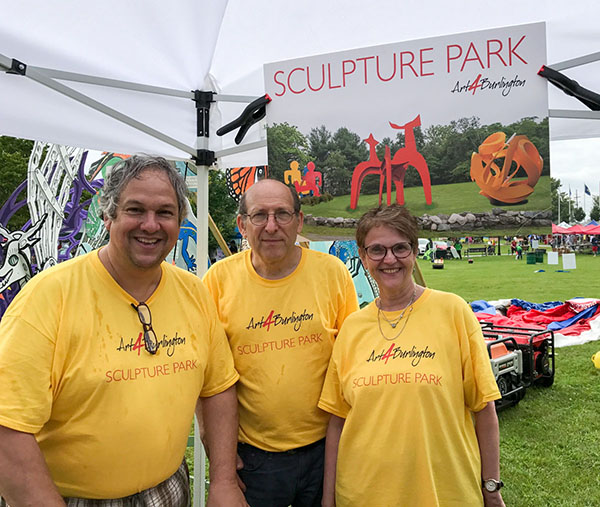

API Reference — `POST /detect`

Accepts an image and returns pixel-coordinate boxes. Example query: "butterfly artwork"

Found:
[225,165,268,202]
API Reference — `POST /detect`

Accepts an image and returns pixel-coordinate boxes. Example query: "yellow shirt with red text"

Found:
[319,288,500,507]
[0,251,238,498]
[203,248,358,451]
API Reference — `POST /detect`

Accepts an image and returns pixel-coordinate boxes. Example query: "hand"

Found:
[207,478,248,507]
[483,489,505,507]
[236,453,246,492]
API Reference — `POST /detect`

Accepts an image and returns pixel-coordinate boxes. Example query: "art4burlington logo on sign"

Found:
[451,73,526,97]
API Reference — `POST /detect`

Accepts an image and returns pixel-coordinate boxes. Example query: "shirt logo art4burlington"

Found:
[245,308,314,332]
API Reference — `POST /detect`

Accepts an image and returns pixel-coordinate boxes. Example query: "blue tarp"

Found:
[470,300,497,315]
[510,299,563,312]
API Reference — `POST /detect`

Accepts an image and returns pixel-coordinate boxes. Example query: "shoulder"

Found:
[423,287,467,305]
[335,303,375,344]
[303,249,349,273]
[23,252,94,290]
[163,260,202,283]
[205,251,248,277]
[415,288,473,317]
[2,253,96,317]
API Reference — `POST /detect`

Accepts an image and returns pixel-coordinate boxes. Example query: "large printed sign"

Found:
[264,23,550,233]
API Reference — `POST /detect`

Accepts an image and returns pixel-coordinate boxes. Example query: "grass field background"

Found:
[417,250,600,302]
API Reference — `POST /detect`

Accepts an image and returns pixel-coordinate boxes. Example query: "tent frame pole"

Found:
[550,51,600,71]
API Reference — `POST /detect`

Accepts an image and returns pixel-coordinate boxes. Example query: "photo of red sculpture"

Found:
[350,115,432,209]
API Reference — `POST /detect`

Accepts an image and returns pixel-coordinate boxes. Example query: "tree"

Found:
[266,123,310,181]
[590,196,600,222]
[322,150,349,196]
[0,136,34,229]
[207,170,238,254]
[324,128,368,196]
[307,125,332,169]
[573,206,586,222]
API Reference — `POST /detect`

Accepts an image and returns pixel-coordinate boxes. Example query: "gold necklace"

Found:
[376,287,417,341]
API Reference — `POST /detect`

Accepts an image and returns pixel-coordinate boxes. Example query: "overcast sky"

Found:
[552,138,600,219]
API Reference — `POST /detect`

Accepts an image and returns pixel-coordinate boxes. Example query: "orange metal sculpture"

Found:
[470,132,543,205]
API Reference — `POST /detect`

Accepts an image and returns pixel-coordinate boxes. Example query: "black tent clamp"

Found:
[538,65,600,111]
[7,58,27,75]
[193,92,270,166]
[216,94,271,145]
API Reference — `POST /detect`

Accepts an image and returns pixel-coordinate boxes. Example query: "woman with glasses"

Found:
[319,204,505,507]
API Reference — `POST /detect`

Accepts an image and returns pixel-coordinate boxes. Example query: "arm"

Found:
[0,425,65,506]
[474,402,505,507]
[322,415,345,507]
[199,386,248,507]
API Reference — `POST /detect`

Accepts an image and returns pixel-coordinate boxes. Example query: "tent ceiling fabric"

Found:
[212,0,600,143]
[0,0,228,158]
[0,0,599,159]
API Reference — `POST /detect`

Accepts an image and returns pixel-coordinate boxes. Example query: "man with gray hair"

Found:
[0,155,246,506]
[203,179,359,507]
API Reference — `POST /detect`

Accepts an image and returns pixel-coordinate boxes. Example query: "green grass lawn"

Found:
[304,175,551,218]
[499,341,600,507]
[418,251,600,302]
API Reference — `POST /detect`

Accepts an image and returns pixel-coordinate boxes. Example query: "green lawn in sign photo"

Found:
[304,176,552,219]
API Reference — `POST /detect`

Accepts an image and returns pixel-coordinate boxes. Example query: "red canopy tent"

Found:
[585,225,600,235]
[552,224,571,234]
[552,224,600,234]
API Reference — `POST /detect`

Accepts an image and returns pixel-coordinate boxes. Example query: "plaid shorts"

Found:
[1,459,190,507]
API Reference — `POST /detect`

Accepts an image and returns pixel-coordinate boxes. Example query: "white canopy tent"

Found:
[1,1,600,504]
[2,1,600,161]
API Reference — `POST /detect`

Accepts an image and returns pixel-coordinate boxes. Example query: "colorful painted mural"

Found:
[310,239,378,307]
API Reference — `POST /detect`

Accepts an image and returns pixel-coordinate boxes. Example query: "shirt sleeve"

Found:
[460,305,501,412]
[201,266,220,309]
[335,263,360,332]
[0,310,55,433]
[199,290,239,397]
[318,349,350,419]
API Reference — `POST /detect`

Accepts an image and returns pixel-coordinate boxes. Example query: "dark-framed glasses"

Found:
[244,210,296,226]
[364,242,413,261]
[131,302,159,355]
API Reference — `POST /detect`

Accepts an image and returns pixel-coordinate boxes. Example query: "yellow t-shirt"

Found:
[319,288,500,507]
[0,251,238,499]
[203,248,359,451]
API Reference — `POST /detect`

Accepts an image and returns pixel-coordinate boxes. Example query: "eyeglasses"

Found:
[364,242,413,261]
[131,302,159,355]
[243,210,296,226]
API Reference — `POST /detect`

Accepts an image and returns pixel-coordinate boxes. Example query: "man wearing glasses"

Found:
[203,179,359,507]
[0,156,246,506]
